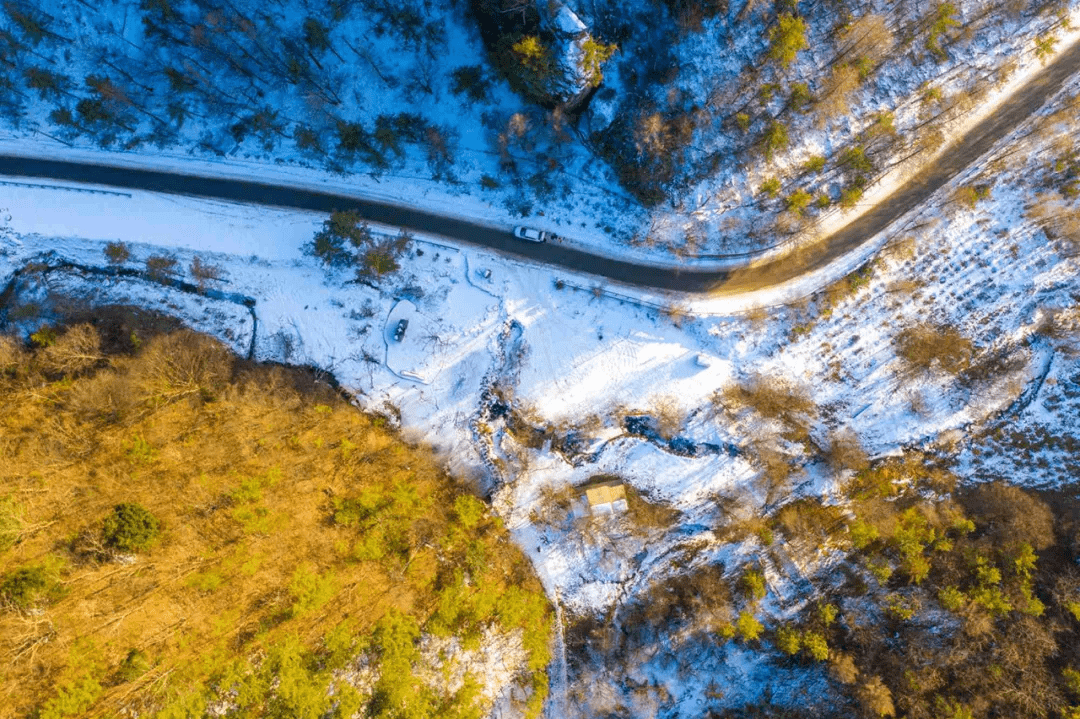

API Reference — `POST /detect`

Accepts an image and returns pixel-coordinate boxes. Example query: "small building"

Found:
[582,478,627,516]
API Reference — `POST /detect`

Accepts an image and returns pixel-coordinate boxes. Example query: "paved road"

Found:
[1,37,1079,295]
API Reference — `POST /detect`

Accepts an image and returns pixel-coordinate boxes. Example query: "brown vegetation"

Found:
[894,321,973,374]
[718,373,818,443]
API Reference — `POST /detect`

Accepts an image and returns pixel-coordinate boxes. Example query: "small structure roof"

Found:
[584,479,626,507]
[581,478,627,515]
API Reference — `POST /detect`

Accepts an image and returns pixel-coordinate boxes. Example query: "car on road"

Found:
[514,226,554,243]
[392,318,409,342]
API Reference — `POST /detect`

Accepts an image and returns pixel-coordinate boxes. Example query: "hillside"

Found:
[0,313,551,718]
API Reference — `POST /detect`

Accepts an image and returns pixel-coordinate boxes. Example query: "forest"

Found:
[0,309,551,718]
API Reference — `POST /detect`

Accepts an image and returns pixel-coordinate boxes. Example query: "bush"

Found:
[134,330,235,403]
[625,486,681,531]
[839,184,864,208]
[786,189,813,215]
[816,64,860,126]
[894,322,973,374]
[768,14,808,67]
[719,374,816,442]
[802,155,826,173]
[1,564,62,610]
[144,254,178,279]
[740,568,767,601]
[0,495,23,552]
[760,177,782,198]
[825,428,869,474]
[964,482,1055,551]
[953,184,991,210]
[41,323,102,375]
[189,256,223,286]
[736,611,764,641]
[761,120,789,160]
[103,241,130,265]
[101,503,160,553]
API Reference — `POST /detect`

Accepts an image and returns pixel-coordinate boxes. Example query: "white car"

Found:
[513,226,552,243]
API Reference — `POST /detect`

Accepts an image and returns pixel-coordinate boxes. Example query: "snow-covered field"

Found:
[2,59,1080,719]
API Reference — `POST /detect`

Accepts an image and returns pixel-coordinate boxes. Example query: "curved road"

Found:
[2,38,1079,295]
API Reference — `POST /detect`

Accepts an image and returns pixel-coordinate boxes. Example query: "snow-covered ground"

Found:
[3,70,1080,719]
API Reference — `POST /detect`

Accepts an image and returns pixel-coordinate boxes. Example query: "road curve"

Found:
[1,37,1079,295]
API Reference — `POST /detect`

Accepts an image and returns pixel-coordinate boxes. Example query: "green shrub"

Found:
[39,653,103,719]
[740,568,767,601]
[114,648,150,683]
[938,585,965,612]
[801,631,829,660]
[101,503,160,553]
[31,326,58,347]
[788,82,812,111]
[1035,34,1058,63]
[760,177,782,198]
[756,525,775,546]
[124,435,156,465]
[1064,667,1080,697]
[802,155,826,173]
[761,120,789,160]
[288,565,338,617]
[786,189,813,215]
[450,65,490,102]
[736,611,764,641]
[926,2,960,60]
[817,602,838,628]
[775,625,801,654]
[1,563,63,610]
[839,146,873,175]
[839,185,864,208]
[454,494,486,530]
[0,494,23,552]
[1,566,49,608]
[884,593,917,620]
[953,184,991,210]
[768,14,808,67]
